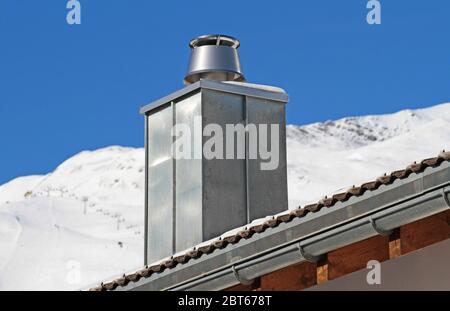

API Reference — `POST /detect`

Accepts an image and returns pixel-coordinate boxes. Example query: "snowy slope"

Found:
[287,103,450,207]
[0,102,449,290]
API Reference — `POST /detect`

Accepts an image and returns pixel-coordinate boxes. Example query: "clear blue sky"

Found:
[1,1,449,184]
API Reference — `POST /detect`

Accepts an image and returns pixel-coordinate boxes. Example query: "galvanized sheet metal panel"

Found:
[246,96,288,220]
[175,93,203,251]
[147,105,174,262]
[202,89,247,240]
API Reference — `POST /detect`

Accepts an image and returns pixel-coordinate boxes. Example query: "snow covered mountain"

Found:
[0,103,449,290]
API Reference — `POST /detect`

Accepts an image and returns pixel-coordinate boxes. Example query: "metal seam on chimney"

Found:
[244,95,250,224]
[143,116,149,266]
[172,100,177,254]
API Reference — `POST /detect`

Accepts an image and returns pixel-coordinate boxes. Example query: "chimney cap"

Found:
[184,34,245,85]
[189,34,240,49]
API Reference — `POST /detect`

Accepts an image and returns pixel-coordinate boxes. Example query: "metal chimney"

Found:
[184,34,245,85]
[142,35,289,264]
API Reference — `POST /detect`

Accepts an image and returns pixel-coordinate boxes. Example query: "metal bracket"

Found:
[369,217,393,236]
[442,188,450,207]
[297,242,324,263]
[231,266,254,286]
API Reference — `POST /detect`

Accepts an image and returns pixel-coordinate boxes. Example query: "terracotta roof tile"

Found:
[275,213,293,223]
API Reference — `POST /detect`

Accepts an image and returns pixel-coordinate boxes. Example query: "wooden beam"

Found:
[316,261,328,285]
[400,209,450,255]
[389,228,402,259]
[259,261,317,291]
[327,235,390,280]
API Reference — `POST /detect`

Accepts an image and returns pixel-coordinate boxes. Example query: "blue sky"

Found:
[0,0,449,184]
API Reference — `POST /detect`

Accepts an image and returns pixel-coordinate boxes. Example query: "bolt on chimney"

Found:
[141,35,289,264]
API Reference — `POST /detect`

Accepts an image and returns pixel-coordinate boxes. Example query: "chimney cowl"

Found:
[184,34,245,85]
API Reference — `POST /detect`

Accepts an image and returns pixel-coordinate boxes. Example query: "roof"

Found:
[90,150,450,291]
